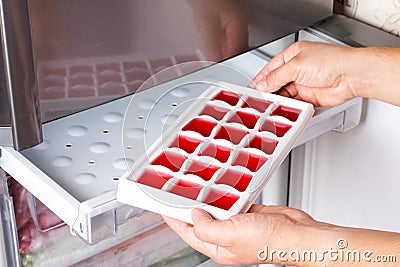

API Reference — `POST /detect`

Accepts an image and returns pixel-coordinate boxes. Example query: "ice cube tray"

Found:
[117,82,314,223]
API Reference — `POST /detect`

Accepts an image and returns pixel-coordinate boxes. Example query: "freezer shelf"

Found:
[0,30,362,247]
[6,175,165,267]
[19,214,163,267]
[6,175,261,267]
[0,49,273,244]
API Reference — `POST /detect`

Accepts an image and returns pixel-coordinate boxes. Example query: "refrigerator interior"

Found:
[0,27,364,266]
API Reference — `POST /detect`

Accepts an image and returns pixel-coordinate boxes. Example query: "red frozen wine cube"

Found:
[271,105,301,122]
[182,118,217,137]
[203,188,239,210]
[136,168,174,189]
[259,119,292,137]
[168,180,203,200]
[170,134,202,154]
[184,161,219,181]
[247,135,278,155]
[151,151,187,172]
[199,143,232,163]
[213,90,241,106]
[232,150,268,172]
[200,104,229,121]
[215,125,248,145]
[242,96,273,113]
[227,110,259,129]
[215,169,252,192]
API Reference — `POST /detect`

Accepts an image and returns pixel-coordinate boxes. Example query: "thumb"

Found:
[191,209,234,246]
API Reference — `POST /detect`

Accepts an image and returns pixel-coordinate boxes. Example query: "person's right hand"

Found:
[250,41,400,107]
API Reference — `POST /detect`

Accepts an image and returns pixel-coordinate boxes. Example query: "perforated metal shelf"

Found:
[0,31,363,244]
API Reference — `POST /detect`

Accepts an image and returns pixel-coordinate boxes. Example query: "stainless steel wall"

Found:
[30,0,333,61]
[0,0,333,149]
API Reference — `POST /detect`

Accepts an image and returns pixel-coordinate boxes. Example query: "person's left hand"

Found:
[162,204,320,266]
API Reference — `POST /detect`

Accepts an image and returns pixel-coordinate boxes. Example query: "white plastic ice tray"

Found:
[117,82,314,223]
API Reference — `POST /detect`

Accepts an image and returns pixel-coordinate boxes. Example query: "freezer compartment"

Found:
[0,30,362,246]
[7,177,64,254]
[5,176,165,267]
[0,170,20,267]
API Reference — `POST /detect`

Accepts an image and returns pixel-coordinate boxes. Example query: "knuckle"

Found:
[290,41,310,57]
[290,41,302,52]
[268,68,277,78]
[280,207,313,222]
[224,217,242,242]
[293,40,308,50]
[266,69,278,84]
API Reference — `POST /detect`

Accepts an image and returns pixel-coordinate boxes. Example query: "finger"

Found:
[162,214,230,261]
[274,87,292,98]
[258,59,300,93]
[162,215,191,231]
[162,215,213,250]
[191,209,236,246]
[290,84,341,107]
[250,42,302,89]
[281,83,299,98]
[249,56,285,89]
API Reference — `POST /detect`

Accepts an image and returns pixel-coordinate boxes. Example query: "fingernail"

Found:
[256,79,268,91]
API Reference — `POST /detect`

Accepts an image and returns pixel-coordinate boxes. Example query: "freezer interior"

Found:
[0,22,368,266]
